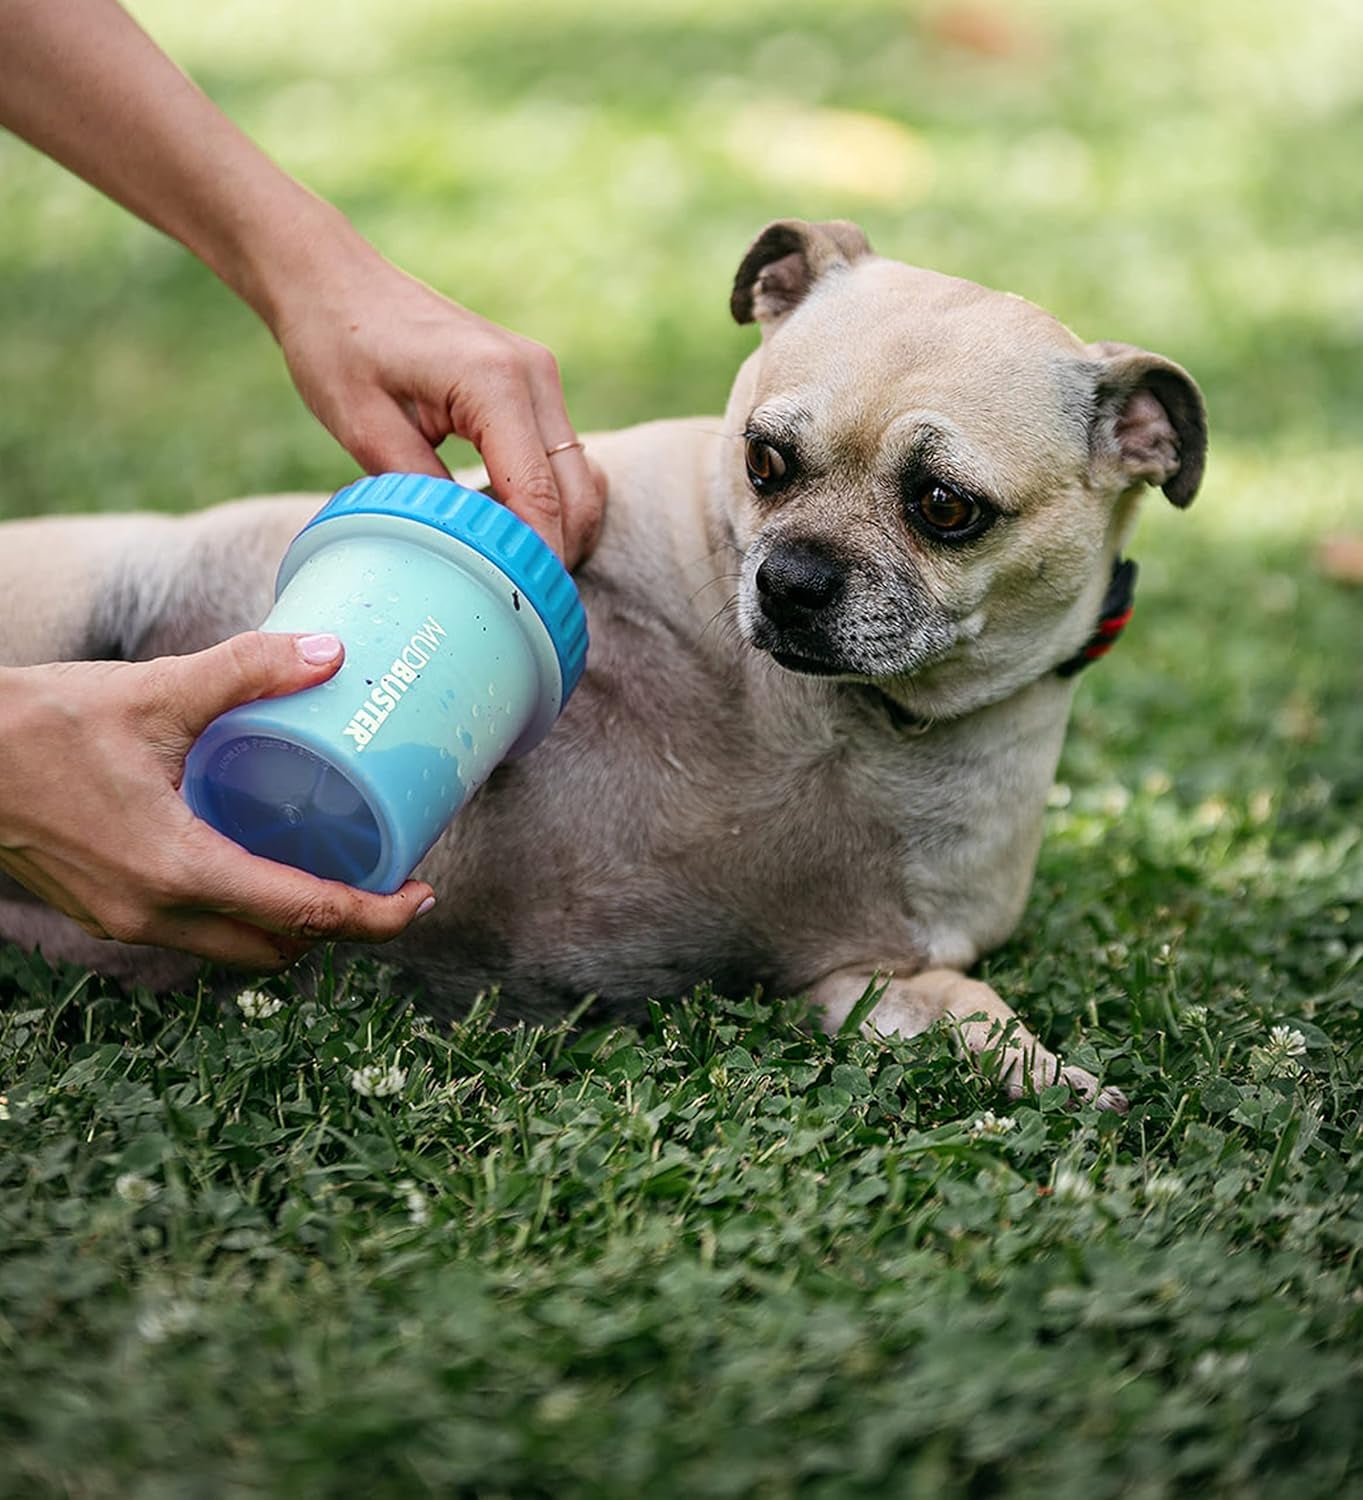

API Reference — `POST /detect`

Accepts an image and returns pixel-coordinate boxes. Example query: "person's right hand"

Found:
[267,236,607,569]
[0,632,435,970]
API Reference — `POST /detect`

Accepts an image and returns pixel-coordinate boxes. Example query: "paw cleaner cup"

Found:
[183,474,589,893]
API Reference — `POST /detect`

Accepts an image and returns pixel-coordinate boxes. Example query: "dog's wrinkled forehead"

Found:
[745,260,1094,492]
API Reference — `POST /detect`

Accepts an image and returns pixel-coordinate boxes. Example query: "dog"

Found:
[0,220,1206,1108]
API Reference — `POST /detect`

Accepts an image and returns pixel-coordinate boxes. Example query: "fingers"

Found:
[568,452,608,566]
[547,446,603,570]
[544,446,593,568]
[152,631,349,739]
[524,350,605,570]
[139,912,312,971]
[339,395,452,481]
[467,365,567,560]
[23,798,435,962]
[9,843,310,969]
[195,836,436,944]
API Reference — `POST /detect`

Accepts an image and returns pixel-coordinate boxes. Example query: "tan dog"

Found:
[0,220,1206,1108]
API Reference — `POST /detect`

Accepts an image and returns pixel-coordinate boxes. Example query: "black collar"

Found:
[1055,557,1138,678]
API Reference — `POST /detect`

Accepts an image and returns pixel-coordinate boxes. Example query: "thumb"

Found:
[161,631,348,738]
[342,397,452,480]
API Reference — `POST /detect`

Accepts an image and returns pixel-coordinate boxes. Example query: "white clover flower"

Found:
[1181,1004,1208,1027]
[1098,784,1131,818]
[1146,1174,1185,1203]
[1194,795,1229,829]
[0,1094,9,1122]
[1194,1350,1250,1382]
[349,1061,407,1098]
[236,988,284,1020]
[115,1172,160,1206]
[396,1177,430,1227]
[135,1299,196,1344]
[1268,1025,1308,1059]
[537,1388,583,1424]
[1249,1024,1310,1079]
[1053,1167,1094,1202]
[967,1110,1017,1140]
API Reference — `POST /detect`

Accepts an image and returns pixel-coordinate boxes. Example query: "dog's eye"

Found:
[745,437,791,493]
[918,483,977,532]
[911,480,991,541]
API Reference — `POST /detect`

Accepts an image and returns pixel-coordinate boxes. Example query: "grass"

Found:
[2,0,1363,1493]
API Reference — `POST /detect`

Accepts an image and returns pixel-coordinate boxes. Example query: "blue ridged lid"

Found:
[299,473,588,698]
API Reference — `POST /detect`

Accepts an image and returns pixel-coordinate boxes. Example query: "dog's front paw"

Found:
[812,968,1131,1114]
[995,1044,1129,1114]
[1057,1063,1129,1115]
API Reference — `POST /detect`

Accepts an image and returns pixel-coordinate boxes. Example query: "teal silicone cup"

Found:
[182,474,588,893]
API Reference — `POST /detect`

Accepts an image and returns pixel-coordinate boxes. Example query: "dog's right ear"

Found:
[731,219,873,329]
[1086,342,1208,508]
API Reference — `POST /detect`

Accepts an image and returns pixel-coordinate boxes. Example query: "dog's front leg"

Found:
[809,965,1128,1112]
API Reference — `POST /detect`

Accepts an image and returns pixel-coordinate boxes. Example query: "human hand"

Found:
[0,633,435,970]
[269,233,605,568]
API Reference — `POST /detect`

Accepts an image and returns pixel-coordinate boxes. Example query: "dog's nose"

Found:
[756,541,846,624]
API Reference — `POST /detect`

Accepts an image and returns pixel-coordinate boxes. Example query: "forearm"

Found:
[0,0,604,560]
[0,0,366,330]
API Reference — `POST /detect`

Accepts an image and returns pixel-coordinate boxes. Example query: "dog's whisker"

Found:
[699,594,746,652]
[682,545,744,574]
[687,572,743,607]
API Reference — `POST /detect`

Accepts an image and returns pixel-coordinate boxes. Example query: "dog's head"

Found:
[722,219,1206,720]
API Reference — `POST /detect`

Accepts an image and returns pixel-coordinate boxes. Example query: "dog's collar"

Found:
[866,555,1138,733]
[1054,557,1138,678]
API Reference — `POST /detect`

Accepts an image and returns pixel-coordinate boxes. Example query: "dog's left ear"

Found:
[1087,341,1208,507]
[731,219,873,330]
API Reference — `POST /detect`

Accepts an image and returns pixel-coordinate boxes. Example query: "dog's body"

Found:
[0,223,1206,1107]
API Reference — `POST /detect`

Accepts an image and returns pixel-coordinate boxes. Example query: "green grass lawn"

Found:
[3,0,1363,1493]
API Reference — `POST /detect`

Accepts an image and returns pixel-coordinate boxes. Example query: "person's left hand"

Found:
[270,238,605,568]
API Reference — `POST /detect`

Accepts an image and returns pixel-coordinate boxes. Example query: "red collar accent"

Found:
[1055,558,1138,678]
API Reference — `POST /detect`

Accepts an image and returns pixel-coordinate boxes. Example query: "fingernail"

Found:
[415,895,436,918]
[297,633,343,665]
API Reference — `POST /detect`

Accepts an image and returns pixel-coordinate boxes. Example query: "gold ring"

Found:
[545,439,585,457]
